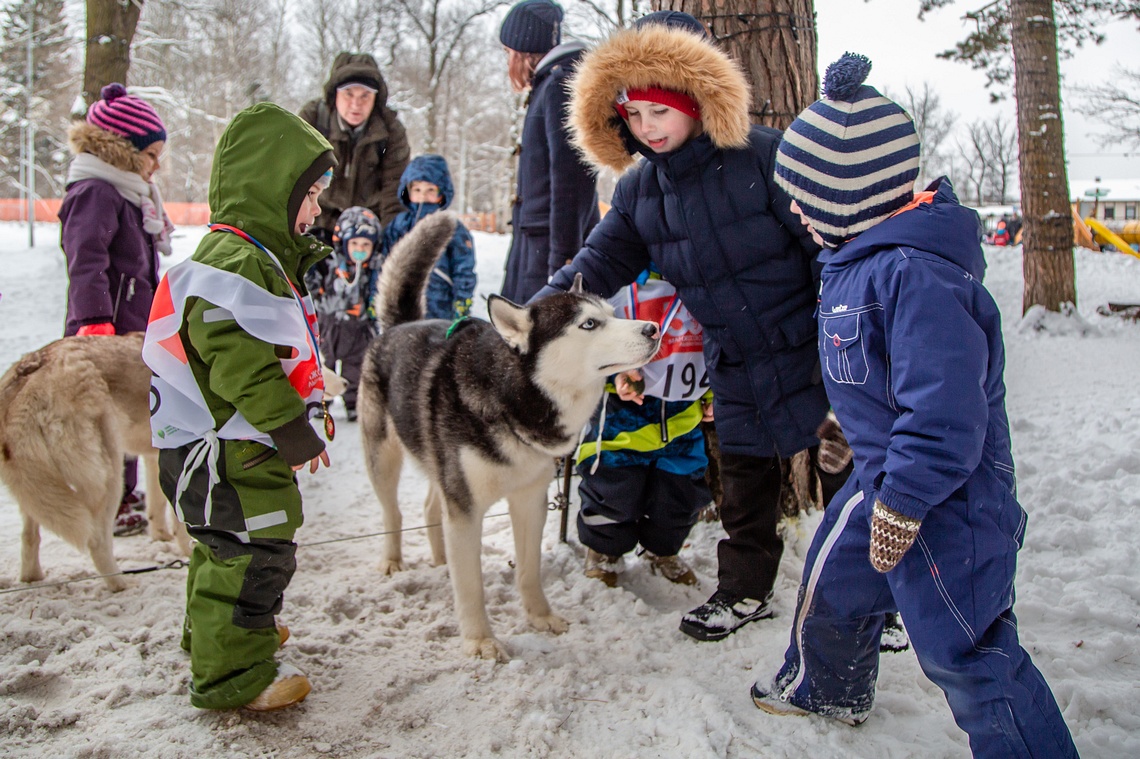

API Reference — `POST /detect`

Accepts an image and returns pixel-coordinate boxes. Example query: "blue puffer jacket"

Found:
[816,179,1014,522]
[379,154,476,319]
[542,126,827,457]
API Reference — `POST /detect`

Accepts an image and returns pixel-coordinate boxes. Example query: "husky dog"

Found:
[0,333,190,591]
[359,212,661,660]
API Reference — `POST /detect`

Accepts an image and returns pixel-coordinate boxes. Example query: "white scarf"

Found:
[68,152,175,256]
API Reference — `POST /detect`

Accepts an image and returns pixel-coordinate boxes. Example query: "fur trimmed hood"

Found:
[68,121,144,175]
[568,24,751,173]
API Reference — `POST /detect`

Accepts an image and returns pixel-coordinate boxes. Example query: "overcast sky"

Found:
[814,0,1140,184]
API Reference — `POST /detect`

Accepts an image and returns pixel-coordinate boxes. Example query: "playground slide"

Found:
[1085,217,1140,260]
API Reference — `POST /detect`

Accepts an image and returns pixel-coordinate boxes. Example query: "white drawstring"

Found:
[173,431,221,526]
[589,391,609,475]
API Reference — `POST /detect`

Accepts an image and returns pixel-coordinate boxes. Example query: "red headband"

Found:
[615,86,701,121]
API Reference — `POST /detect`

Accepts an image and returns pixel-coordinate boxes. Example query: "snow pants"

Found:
[770,474,1078,758]
[159,438,303,710]
[318,315,374,411]
[576,463,709,557]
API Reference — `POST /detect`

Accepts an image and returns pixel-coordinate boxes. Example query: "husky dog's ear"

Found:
[488,295,532,354]
[569,272,585,295]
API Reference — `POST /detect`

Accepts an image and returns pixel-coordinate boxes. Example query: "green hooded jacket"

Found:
[182,102,336,465]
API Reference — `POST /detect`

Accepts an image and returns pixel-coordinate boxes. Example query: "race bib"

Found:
[613,278,708,402]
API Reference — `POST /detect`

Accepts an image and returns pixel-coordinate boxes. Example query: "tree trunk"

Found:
[1010,0,1075,313]
[82,0,142,111]
[651,0,817,129]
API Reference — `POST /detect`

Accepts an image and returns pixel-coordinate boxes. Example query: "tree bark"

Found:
[1010,0,1075,313]
[82,0,142,111]
[651,0,817,129]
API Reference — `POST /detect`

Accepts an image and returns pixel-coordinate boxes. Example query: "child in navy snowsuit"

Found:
[314,206,381,420]
[576,270,712,587]
[378,154,476,320]
[749,54,1078,758]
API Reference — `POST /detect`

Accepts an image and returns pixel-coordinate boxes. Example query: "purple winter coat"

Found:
[59,178,159,336]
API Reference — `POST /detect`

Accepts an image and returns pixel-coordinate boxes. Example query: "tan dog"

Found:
[0,333,189,591]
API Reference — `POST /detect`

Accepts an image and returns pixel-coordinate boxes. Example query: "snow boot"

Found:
[244,663,311,711]
[679,589,773,641]
[644,551,698,586]
[584,549,622,587]
[880,613,910,653]
[750,681,867,727]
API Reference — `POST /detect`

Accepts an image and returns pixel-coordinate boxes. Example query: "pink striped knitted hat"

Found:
[86,83,167,152]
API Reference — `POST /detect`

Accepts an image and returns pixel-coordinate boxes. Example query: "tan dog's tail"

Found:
[0,347,122,548]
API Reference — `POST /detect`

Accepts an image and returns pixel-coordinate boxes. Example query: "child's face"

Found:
[789,200,825,247]
[408,181,442,205]
[295,182,324,235]
[346,237,374,263]
[622,101,702,154]
[139,141,164,182]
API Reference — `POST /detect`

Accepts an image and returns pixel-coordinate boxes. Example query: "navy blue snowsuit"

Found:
[379,154,476,320]
[770,181,1077,758]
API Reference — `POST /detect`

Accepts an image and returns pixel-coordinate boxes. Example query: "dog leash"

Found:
[0,513,518,595]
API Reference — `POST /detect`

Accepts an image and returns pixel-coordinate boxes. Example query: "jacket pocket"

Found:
[820,311,870,385]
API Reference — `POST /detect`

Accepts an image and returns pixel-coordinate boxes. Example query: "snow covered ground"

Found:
[0,221,1137,758]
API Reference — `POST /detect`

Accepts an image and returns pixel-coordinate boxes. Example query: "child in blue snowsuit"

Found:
[378,154,476,319]
[749,54,1078,758]
[314,206,381,420]
[576,270,713,587]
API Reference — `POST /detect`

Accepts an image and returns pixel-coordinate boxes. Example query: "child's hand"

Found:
[615,369,645,404]
[293,449,331,474]
[701,399,714,422]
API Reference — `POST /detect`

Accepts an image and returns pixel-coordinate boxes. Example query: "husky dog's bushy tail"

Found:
[376,212,459,329]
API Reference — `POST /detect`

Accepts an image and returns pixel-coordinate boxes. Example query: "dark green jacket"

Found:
[183,103,336,465]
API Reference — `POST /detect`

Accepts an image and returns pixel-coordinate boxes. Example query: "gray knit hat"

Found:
[774,53,920,247]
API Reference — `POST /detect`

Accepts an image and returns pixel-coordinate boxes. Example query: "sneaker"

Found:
[584,548,623,587]
[244,663,311,711]
[679,589,773,641]
[643,551,698,586]
[113,496,148,537]
[750,681,866,727]
[880,613,910,653]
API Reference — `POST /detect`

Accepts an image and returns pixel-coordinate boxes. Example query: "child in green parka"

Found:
[143,103,336,711]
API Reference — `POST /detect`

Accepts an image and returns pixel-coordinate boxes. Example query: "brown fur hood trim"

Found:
[568,25,751,173]
[68,122,143,174]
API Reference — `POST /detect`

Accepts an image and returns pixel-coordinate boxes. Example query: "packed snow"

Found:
[0,221,1137,758]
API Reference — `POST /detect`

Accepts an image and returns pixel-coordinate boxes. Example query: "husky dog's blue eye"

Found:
[580,318,598,330]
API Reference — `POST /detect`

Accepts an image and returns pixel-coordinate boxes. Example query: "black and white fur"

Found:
[358,212,661,661]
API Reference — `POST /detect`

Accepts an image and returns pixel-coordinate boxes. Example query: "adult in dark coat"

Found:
[299,52,411,237]
[499,0,599,304]
[534,23,832,641]
[58,83,172,534]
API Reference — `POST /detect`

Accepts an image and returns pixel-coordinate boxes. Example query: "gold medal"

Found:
[322,402,335,441]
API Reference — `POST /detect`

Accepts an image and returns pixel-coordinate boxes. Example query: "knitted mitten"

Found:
[816,414,853,475]
[869,500,921,572]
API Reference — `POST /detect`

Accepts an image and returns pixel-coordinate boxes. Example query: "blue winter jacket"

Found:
[502,42,600,303]
[539,126,828,457]
[817,179,1016,522]
[379,154,476,320]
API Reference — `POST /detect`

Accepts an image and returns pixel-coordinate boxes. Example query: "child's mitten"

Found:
[869,500,921,572]
[816,414,853,474]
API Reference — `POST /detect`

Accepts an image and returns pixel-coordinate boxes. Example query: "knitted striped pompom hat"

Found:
[774,53,920,247]
[86,83,167,152]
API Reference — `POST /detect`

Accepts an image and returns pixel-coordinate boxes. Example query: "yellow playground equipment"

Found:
[1071,207,1140,260]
